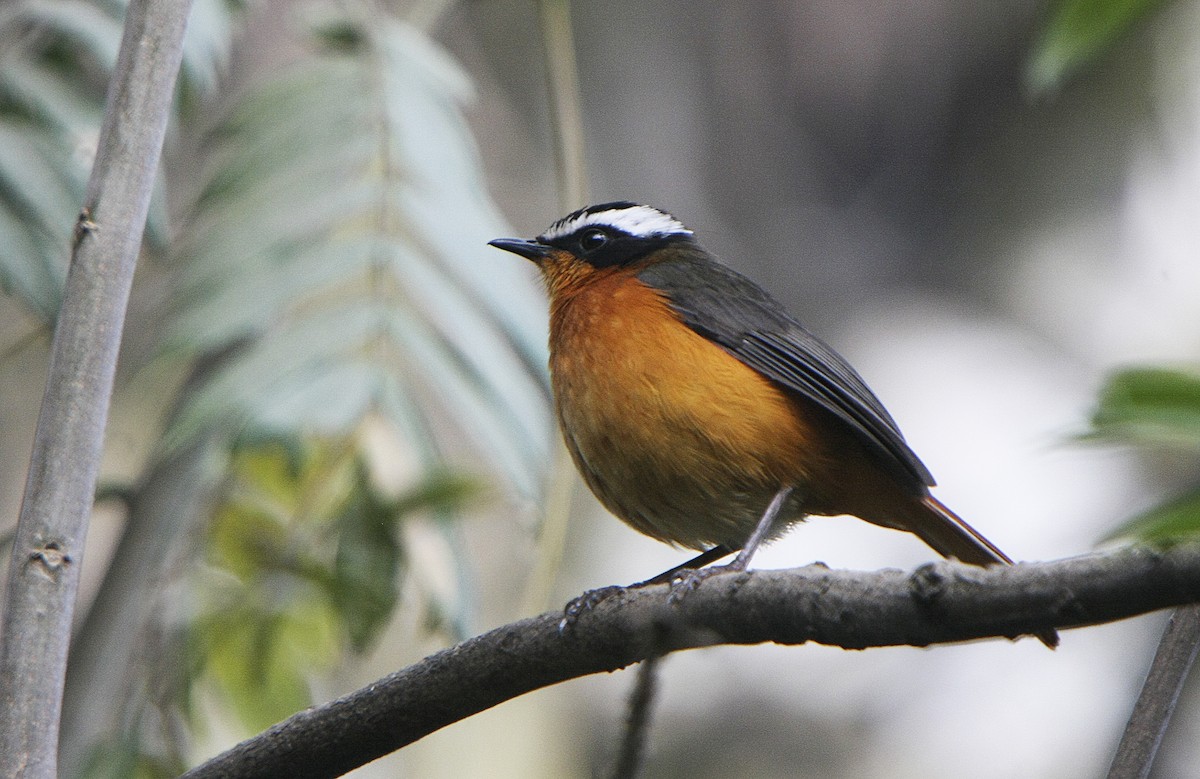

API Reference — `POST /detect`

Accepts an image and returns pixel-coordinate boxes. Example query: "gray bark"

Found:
[0,2,193,776]
[183,544,1200,779]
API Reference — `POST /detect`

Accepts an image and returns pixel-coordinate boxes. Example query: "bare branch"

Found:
[0,1,192,776]
[183,544,1200,779]
[611,653,662,779]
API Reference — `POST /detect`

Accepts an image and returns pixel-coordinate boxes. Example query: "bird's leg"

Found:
[559,487,793,629]
[729,485,795,571]
[668,485,794,601]
[638,544,736,586]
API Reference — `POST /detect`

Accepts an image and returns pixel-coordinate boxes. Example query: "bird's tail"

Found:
[907,495,1059,649]
[910,495,1012,567]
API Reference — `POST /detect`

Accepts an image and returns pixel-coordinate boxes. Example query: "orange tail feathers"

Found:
[909,495,1059,649]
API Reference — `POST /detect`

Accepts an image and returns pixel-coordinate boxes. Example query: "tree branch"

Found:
[0,1,192,776]
[1107,604,1200,778]
[183,544,1200,779]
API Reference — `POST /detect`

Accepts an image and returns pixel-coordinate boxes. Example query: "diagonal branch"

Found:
[1107,604,1200,778]
[0,1,193,776]
[183,544,1200,779]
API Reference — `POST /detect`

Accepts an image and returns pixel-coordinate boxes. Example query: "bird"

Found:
[489,201,1056,647]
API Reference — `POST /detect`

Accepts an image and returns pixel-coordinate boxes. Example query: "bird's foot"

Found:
[559,585,626,632]
[667,563,744,604]
[664,488,789,603]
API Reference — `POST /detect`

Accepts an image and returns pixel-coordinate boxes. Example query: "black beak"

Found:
[488,237,553,263]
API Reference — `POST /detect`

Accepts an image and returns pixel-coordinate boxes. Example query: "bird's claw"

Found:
[667,565,733,603]
[560,563,746,632]
[559,585,625,632]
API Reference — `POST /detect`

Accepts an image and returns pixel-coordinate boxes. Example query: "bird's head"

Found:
[489,201,695,296]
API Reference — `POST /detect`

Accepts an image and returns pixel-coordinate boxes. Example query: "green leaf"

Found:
[188,438,479,728]
[1026,0,1170,95]
[1088,367,1200,448]
[0,199,63,318]
[332,465,403,652]
[208,503,287,579]
[81,737,183,779]
[332,464,478,652]
[200,599,339,732]
[0,59,103,134]
[1104,487,1200,545]
[231,438,358,525]
[392,469,480,516]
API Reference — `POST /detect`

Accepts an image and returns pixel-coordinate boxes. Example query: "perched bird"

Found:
[490,201,1055,646]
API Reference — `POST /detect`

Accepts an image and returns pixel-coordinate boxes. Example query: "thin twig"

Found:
[612,655,662,779]
[1107,604,1200,779]
[0,2,192,776]
[521,0,589,615]
[536,0,588,207]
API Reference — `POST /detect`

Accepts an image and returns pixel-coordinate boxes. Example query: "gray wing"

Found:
[639,251,934,489]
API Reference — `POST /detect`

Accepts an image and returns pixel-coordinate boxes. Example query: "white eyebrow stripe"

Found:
[540,205,693,241]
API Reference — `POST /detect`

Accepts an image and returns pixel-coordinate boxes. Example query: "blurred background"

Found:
[1,0,1198,776]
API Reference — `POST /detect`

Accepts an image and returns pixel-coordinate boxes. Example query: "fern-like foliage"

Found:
[0,0,239,321]
[162,12,552,496]
[4,3,555,771]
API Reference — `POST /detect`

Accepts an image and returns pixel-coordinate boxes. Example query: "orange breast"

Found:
[548,269,833,549]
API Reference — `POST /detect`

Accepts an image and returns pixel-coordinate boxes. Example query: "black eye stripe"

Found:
[540,223,688,269]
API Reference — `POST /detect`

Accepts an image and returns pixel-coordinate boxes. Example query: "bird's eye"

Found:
[578,228,609,253]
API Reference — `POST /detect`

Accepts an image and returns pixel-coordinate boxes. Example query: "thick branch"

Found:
[0,2,192,776]
[184,544,1200,779]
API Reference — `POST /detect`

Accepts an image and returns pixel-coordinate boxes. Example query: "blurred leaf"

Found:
[205,440,358,574]
[333,465,403,652]
[0,0,242,320]
[14,0,125,69]
[81,738,183,779]
[187,437,476,730]
[208,502,288,580]
[200,598,340,732]
[1104,487,1200,545]
[0,58,102,135]
[0,120,86,317]
[333,464,478,651]
[228,437,357,522]
[392,468,479,516]
[162,11,551,496]
[1088,367,1200,448]
[191,438,350,732]
[309,14,368,53]
[0,198,64,318]
[178,0,241,96]
[1026,0,1170,95]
